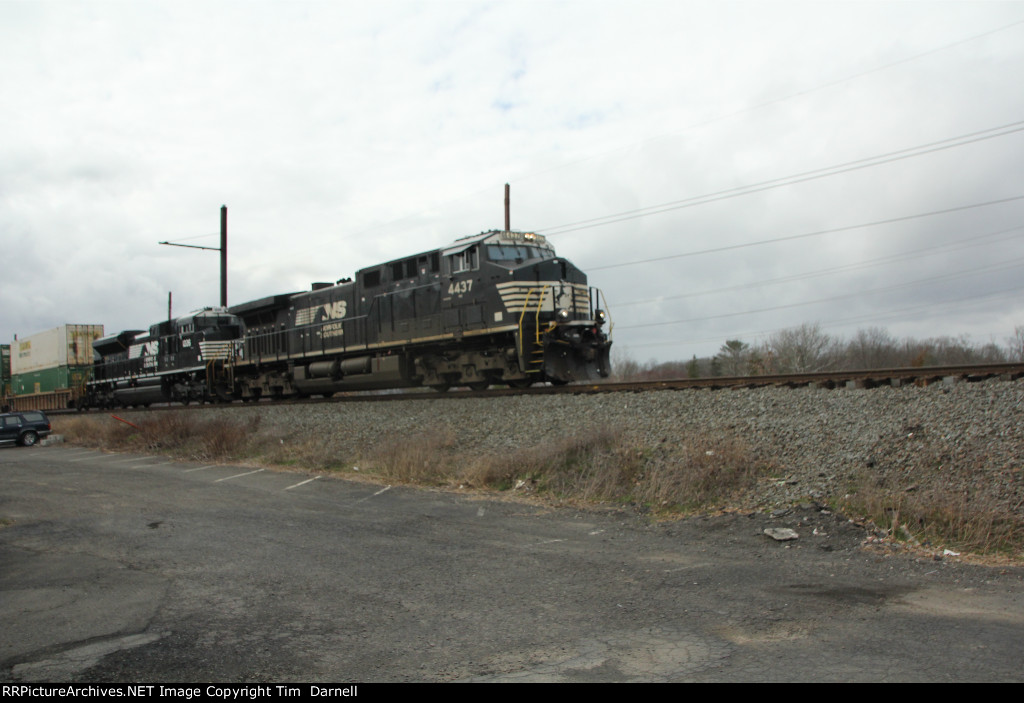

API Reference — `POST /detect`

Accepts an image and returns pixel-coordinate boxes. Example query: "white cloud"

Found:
[2,0,1023,360]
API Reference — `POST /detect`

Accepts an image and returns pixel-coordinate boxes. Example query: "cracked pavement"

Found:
[1,446,1022,682]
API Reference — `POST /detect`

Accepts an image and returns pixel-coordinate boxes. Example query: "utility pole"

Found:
[504,183,510,232]
[159,205,229,308]
[220,205,227,308]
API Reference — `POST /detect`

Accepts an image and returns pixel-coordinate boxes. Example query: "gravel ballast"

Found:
[185,377,1024,515]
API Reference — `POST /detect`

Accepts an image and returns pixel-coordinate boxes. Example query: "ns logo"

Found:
[295,300,348,326]
[323,301,347,319]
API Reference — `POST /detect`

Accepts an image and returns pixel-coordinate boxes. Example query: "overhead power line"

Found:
[540,120,1024,237]
[627,283,1024,351]
[617,255,1024,331]
[586,194,1024,272]
[517,17,1024,191]
[339,17,1024,248]
[614,224,1024,307]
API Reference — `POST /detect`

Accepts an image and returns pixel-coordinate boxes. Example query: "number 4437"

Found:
[448,279,473,295]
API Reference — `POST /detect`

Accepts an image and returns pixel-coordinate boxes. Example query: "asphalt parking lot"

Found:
[2,445,1022,682]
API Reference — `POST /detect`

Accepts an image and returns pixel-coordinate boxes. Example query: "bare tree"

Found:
[978,342,1007,363]
[768,322,838,373]
[846,326,897,369]
[1007,325,1024,362]
[609,346,643,382]
[928,335,980,365]
[899,338,933,367]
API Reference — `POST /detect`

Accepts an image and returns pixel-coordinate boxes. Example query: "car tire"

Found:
[20,431,39,447]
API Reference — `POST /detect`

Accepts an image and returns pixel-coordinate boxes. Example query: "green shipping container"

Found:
[11,365,92,396]
[1,345,10,400]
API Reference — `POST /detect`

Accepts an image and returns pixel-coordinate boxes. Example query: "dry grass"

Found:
[55,413,264,462]
[363,428,458,483]
[632,436,766,512]
[833,426,1024,557]
[459,428,642,499]
[444,428,767,514]
[54,415,768,515]
[55,412,1023,556]
[840,475,1024,556]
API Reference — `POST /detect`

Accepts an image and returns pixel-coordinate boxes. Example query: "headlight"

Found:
[556,308,570,322]
[595,309,607,324]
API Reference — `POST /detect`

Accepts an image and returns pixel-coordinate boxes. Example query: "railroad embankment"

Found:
[56,377,1024,557]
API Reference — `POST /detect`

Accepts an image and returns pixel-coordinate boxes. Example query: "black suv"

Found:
[0,410,52,447]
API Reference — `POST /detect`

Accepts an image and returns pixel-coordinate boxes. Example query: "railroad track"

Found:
[47,362,1024,415]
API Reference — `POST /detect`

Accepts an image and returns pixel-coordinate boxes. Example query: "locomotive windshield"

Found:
[486,245,551,263]
[199,316,236,329]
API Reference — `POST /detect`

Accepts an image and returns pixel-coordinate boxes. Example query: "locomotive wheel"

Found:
[508,379,533,389]
[468,381,489,391]
[430,384,451,393]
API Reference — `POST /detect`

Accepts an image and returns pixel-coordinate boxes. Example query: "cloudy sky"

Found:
[3,0,1023,363]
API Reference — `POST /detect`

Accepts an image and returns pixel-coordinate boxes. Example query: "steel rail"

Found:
[44,362,1024,415]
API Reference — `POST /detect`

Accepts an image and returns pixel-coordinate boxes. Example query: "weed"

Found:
[632,435,767,512]
[59,411,1022,556]
[840,471,1024,556]
[456,428,768,515]
[55,412,272,463]
[364,428,457,483]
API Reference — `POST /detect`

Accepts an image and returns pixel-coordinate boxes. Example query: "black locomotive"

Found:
[86,308,243,407]
[84,229,611,407]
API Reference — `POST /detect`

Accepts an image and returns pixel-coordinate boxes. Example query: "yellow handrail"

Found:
[517,285,551,361]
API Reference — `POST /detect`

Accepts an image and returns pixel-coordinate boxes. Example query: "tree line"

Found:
[612,323,1024,381]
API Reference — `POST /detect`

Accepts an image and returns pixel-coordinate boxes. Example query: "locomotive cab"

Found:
[435,229,612,386]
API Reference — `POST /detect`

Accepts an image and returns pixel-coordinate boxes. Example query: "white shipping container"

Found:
[11,324,104,374]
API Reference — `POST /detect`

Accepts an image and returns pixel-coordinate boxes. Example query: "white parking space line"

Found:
[353,485,391,504]
[184,465,219,473]
[68,454,106,462]
[213,468,265,483]
[109,457,148,464]
[284,476,321,490]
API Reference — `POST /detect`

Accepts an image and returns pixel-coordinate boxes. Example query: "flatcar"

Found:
[84,228,611,406]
